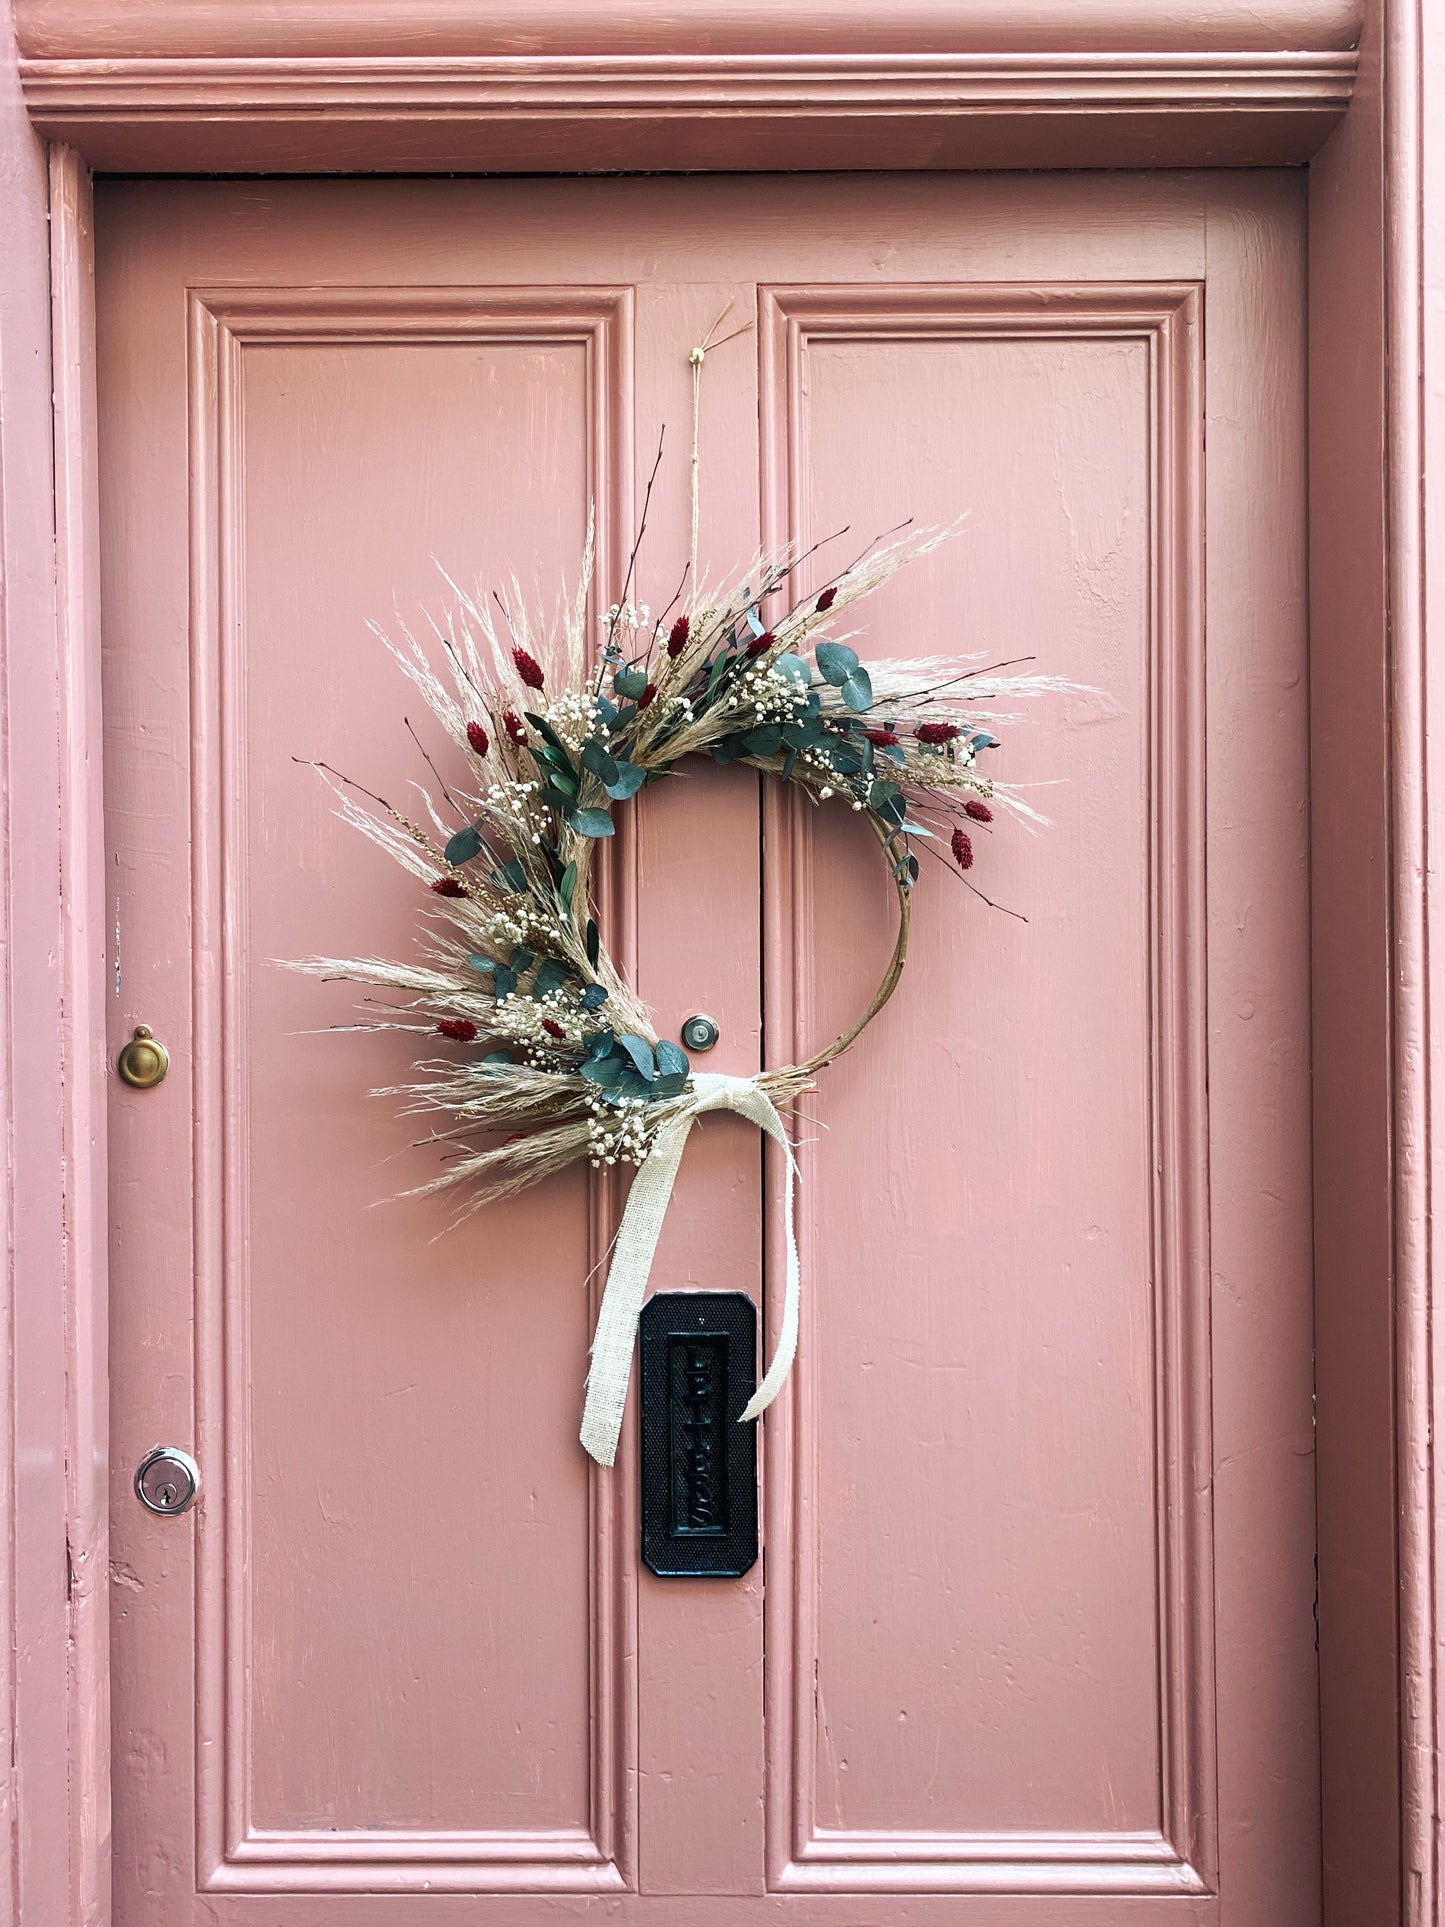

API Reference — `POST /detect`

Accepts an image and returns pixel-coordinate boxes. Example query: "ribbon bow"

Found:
[579,1072,799,1467]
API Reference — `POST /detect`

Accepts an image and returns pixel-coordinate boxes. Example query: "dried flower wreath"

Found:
[297,329,1070,1464]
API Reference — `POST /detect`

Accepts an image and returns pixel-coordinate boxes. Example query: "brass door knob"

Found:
[117,1025,169,1090]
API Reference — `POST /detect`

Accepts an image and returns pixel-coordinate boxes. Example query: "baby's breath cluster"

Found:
[542,687,606,754]
[585,1092,655,1169]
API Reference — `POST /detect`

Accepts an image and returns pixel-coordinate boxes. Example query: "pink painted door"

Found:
[99,174,1316,1922]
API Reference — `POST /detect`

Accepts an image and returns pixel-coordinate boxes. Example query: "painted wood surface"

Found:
[14,0,1360,173]
[0,8,62,1924]
[16,0,1366,57]
[98,171,1314,1923]
[1308,7,1400,1916]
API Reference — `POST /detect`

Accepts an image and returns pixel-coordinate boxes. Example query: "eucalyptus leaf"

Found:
[580,1054,623,1088]
[743,725,784,756]
[542,784,578,814]
[467,953,497,975]
[584,1028,616,1061]
[492,966,517,1001]
[970,731,1000,751]
[781,713,825,750]
[594,696,619,726]
[618,1034,656,1080]
[613,1066,653,1101]
[535,748,580,795]
[745,605,766,636]
[781,747,798,783]
[907,854,920,883]
[524,712,576,765]
[534,958,570,999]
[509,945,535,974]
[706,653,732,698]
[613,667,649,700]
[654,1039,690,1082]
[773,652,812,686]
[483,1051,513,1067]
[814,641,859,687]
[557,860,578,911]
[581,739,619,785]
[569,807,615,838]
[586,919,600,968]
[443,824,483,867]
[604,760,647,801]
[840,667,874,711]
[711,737,746,764]
[580,984,609,1011]
[499,856,529,893]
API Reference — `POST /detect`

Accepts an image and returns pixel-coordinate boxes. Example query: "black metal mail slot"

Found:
[640,1292,759,1578]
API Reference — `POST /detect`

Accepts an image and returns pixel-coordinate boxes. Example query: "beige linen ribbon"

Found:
[579,1071,799,1467]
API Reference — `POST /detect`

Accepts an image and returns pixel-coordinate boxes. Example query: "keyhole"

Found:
[135,1446,199,1515]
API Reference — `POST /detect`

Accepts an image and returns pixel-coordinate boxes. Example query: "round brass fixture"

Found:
[117,1025,169,1090]
[681,1013,720,1053]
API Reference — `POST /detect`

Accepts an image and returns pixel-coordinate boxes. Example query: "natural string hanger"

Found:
[688,302,755,596]
[688,302,912,1077]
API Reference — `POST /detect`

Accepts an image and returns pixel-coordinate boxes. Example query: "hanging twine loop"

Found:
[688,305,753,594]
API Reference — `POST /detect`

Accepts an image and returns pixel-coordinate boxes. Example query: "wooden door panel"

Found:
[107,284,636,1895]
[240,329,599,1847]
[99,174,1313,1923]
[765,295,1186,1867]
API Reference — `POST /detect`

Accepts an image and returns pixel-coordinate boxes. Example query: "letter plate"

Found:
[640,1292,758,1578]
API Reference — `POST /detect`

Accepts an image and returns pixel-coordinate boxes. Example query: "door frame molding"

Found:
[0,1,1436,1921]
[10,0,1362,173]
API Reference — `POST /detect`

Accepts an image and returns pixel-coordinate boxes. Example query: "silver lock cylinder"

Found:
[135,1446,200,1516]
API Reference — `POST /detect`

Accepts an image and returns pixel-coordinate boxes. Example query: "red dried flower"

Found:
[667,615,690,658]
[541,1018,566,1040]
[964,798,993,823]
[503,710,528,746]
[950,828,975,872]
[815,586,838,612]
[865,727,900,747]
[431,876,466,897]
[512,647,545,690]
[466,720,489,756]
[638,682,658,711]
[746,629,775,657]
[917,721,962,745]
[436,1018,478,1042]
